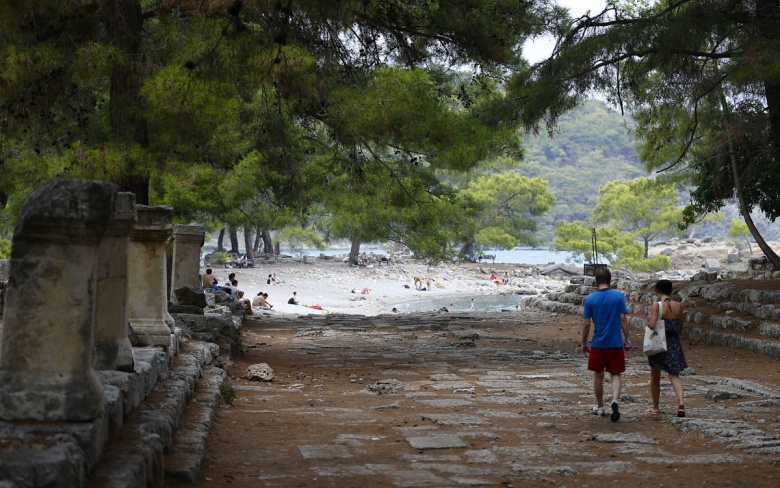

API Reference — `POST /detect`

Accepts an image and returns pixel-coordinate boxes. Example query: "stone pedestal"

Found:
[0,179,117,421]
[93,192,137,372]
[127,205,175,348]
[170,225,205,301]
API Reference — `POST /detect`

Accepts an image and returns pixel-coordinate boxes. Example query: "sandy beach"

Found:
[201,237,773,317]
[200,257,570,317]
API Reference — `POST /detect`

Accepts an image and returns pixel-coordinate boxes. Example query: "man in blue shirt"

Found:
[582,267,632,421]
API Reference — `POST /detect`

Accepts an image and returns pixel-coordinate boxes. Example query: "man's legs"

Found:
[610,373,622,422]
[611,373,622,403]
[593,370,605,408]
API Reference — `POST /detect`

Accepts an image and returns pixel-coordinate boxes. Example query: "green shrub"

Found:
[211,251,229,264]
[219,382,236,405]
[0,239,10,259]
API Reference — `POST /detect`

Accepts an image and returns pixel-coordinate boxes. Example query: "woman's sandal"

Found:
[677,405,686,418]
[645,408,661,415]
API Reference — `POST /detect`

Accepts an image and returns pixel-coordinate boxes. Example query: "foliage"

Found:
[551,220,671,272]
[210,251,229,264]
[0,0,546,257]
[520,100,647,238]
[0,238,10,259]
[317,152,476,262]
[516,0,780,267]
[219,382,236,405]
[727,219,750,240]
[591,177,684,257]
[460,172,555,249]
[727,218,753,253]
[277,227,325,255]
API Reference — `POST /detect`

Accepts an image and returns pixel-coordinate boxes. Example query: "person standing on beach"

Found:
[581,267,631,422]
[469,298,475,311]
[646,279,688,417]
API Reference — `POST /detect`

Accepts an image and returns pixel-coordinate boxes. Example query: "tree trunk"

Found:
[217,228,225,252]
[101,0,150,204]
[243,226,254,261]
[253,229,261,253]
[459,240,475,259]
[719,89,780,270]
[262,230,274,254]
[643,237,649,259]
[228,228,240,254]
[756,0,780,163]
[349,237,362,266]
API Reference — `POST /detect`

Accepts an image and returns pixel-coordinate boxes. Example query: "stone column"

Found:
[0,179,116,421]
[93,192,137,372]
[127,205,175,347]
[170,225,205,299]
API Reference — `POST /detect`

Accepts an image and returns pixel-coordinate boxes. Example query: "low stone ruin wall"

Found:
[525,260,780,361]
[0,179,244,487]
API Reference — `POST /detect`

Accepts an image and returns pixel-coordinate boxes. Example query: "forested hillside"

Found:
[519,99,648,241]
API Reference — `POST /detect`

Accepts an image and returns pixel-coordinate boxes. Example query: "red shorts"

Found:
[588,347,626,375]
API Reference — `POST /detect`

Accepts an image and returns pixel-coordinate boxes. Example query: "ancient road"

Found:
[180,310,780,487]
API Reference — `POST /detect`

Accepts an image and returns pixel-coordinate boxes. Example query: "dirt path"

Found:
[176,310,780,487]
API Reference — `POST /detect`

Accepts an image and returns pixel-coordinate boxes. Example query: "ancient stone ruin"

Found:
[0,179,240,486]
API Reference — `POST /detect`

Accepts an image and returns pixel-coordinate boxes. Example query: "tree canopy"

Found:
[0,0,557,259]
[591,177,683,258]
[520,99,646,240]
[517,0,780,268]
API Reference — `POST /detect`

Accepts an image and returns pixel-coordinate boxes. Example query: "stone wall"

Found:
[526,268,780,361]
[0,179,243,487]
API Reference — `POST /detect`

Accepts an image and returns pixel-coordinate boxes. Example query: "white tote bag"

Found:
[643,301,668,356]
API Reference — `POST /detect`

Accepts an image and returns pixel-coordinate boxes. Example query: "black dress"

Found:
[648,316,688,373]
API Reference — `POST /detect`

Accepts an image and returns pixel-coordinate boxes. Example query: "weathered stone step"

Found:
[707,314,755,332]
[164,365,226,484]
[685,328,780,361]
[85,341,221,488]
[718,300,780,319]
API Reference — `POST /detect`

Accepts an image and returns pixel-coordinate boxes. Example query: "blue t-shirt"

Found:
[583,287,628,348]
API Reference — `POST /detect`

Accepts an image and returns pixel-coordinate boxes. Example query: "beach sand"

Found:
[201,238,774,317]
[201,258,568,317]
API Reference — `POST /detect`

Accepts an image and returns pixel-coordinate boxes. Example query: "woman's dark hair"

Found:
[655,279,673,295]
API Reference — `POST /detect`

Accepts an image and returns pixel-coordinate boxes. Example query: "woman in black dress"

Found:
[647,279,688,417]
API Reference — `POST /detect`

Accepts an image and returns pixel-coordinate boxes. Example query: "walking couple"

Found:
[582,268,687,421]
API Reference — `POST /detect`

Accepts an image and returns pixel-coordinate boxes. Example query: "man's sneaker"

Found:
[591,406,605,416]
[610,400,620,422]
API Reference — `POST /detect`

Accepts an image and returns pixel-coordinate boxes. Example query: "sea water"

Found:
[302,247,575,265]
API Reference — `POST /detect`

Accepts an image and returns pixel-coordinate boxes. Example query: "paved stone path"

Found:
[186,311,780,487]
